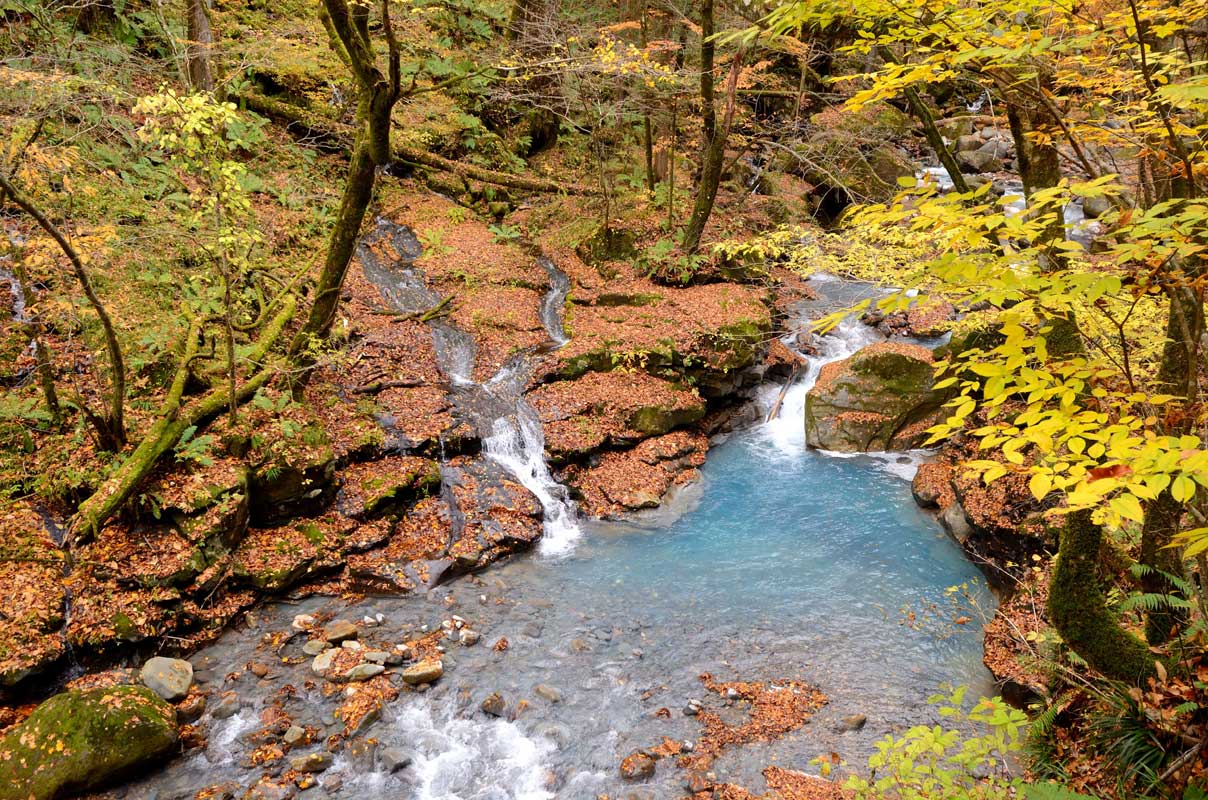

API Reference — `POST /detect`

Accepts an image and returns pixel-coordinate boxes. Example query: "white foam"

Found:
[484,410,582,557]
[393,701,555,800]
[757,317,881,458]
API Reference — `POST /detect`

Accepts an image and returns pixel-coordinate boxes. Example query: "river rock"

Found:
[323,620,358,643]
[0,686,177,797]
[534,684,562,703]
[292,614,317,631]
[957,149,1002,173]
[363,649,399,665]
[401,659,443,686]
[177,693,207,723]
[954,134,983,152]
[835,713,868,732]
[140,657,194,702]
[311,649,338,677]
[619,752,656,781]
[481,692,507,717]
[283,725,306,746]
[459,629,481,647]
[211,690,241,720]
[805,342,952,452]
[1083,195,1112,219]
[345,663,385,682]
[290,752,333,773]
[302,639,330,656]
[380,747,413,773]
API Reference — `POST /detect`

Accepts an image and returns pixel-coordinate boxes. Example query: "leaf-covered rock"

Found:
[0,685,176,799]
[805,342,950,452]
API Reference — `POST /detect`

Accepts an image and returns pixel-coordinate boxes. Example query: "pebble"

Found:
[534,684,562,703]
[480,692,507,717]
[834,713,868,732]
[249,662,271,678]
[459,629,481,647]
[323,774,343,792]
[380,747,413,773]
[362,615,380,627]
[290,752,333,773]
[302,640,330,656]
[292,614,317,631]
[345,663,385,682]
[724,688,740,701]
[341,640,364,651]
[323,620,358,643]
[363,650,397,665]
[283,725,306,746]
[619,752,656,781]
[569,638,591,653]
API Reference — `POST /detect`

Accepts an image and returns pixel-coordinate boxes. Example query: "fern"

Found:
[1118,592,1196,613]
[1130,563,1195,596]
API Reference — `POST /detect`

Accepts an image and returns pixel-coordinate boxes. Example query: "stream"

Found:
[119,237,995,800]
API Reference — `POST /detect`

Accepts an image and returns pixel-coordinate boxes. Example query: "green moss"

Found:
[1048,511,1158,685]
[0,685,177,800]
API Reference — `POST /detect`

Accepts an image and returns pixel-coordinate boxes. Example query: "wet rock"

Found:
[480,692,507,717]
[956,149,1002,174]
[283,725,306,746]
[619,752,656,781]
[346,737,378,772]
[211,691,241,720]
[459,629,481,647]
[380,747,413,773]
[1083,195,1112,219]
[684,772,712,793]
[401,659,444,686]
[0,686,177,797]
[140,657,194,702]
[290,752,334,773]
[954,134,983,152]
[569,638,591,653]
[311,649,338,677]
[302,640,330,656]
[363,650,399,665]
[341,640,364,651]
[345,664,385,682]
[805,342,952,452]
[835,713,868,732]
[249,662,271,678]
[534,684,562,703]
[247,778,293,800]
[683,704,699,717]
[177,693,207,723]
[323,774,344,792]
[323,620,358,643]
[292,614,317,631]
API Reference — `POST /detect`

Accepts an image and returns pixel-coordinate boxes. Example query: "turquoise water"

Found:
[123,290,996,800]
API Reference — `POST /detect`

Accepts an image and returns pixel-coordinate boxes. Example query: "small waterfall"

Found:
[758,313,881,458]
[361,215,583,556]
[483,406,581,556]
[536,256,570,347]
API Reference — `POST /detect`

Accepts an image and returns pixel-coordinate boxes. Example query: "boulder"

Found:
[954,134,983,152]
[957,149,1002,174]
[805,342,952,452]
[139,657,193,702]
[0,686,176,799]
[1083,195,1112,219]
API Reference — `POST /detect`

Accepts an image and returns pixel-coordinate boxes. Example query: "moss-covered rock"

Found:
[805,342,951,452]
[335,456,442,520]
[0,685,177,799]
[249,423,336,523]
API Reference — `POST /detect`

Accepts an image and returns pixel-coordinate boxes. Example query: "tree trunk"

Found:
[186,0,215,92]
[509,0,562,153]
[681,51,742,255]
[0,173,126,449]
[1048,510,1159,685]
[1139,283,1204,643]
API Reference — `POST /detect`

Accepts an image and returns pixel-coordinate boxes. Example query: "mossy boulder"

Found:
[805,342,951,452]
[0,686,177,799]
[335,456,442,520]
[249,424,337,523]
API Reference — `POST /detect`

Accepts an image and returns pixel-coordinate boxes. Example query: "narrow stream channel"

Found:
[121,249,995,800]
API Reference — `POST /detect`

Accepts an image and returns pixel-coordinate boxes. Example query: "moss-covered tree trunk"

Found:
[186,0,215,92]
[1048,510,1158,685]
[291,0,401,356]
[1140,283,1204,643]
